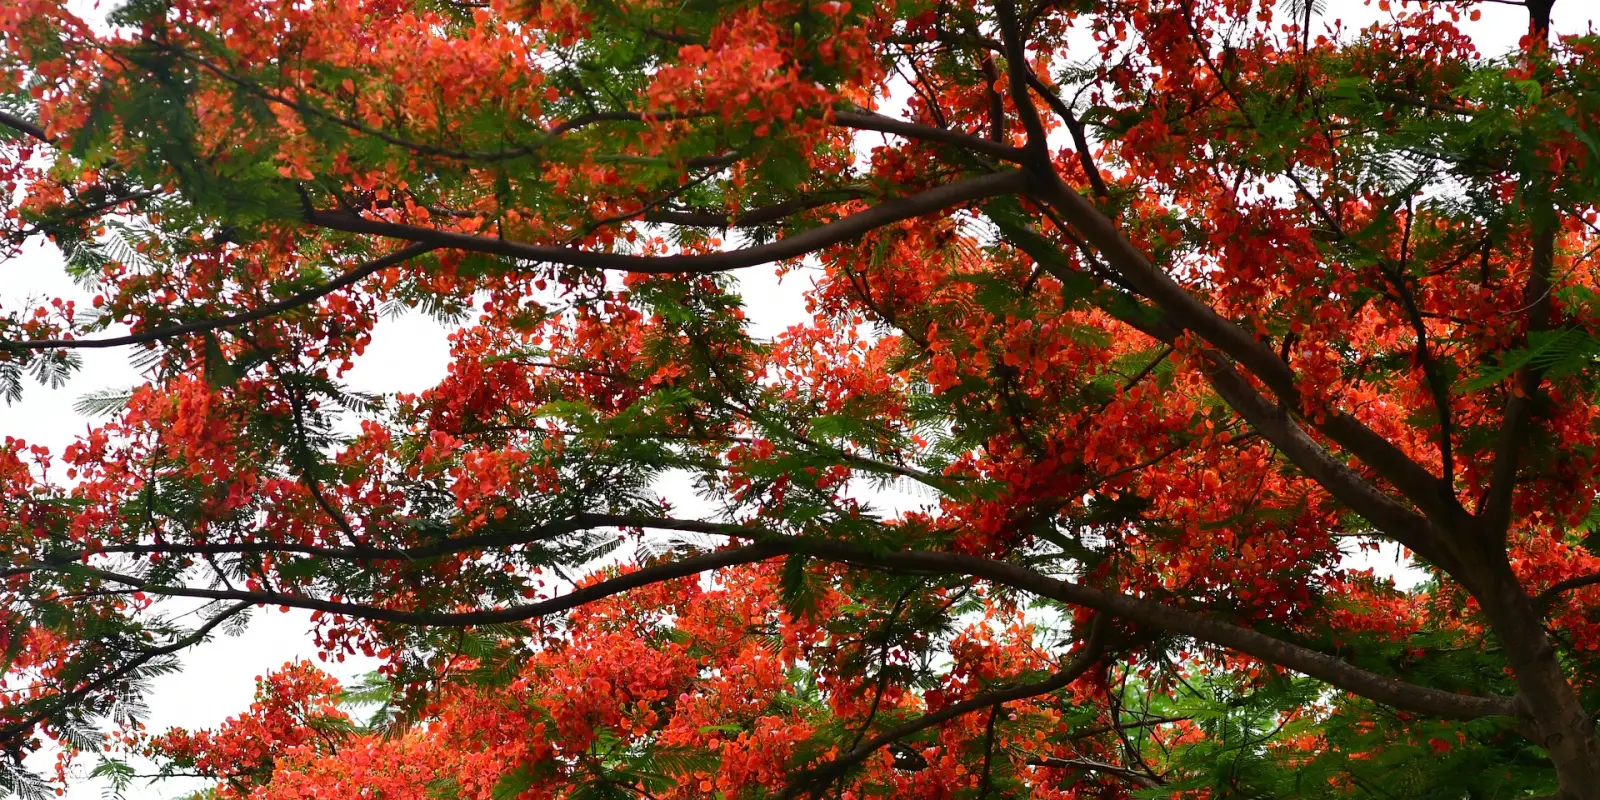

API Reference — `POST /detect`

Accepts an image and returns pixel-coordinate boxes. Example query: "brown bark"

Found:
[1469,555,1600,800]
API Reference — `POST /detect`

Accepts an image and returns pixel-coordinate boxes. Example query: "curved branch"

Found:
[4,188,165,248]
[1199,355,1456,573]
[834,110,1028,163]
[1005,208,1455,569]
[641,188,872,228]
[993,0,1052,163]
[809,541,1513,721]
[3,242,437,352]
[47,540,792,627]
[1021,71,1111,201]
[1027,755,1165,790]
[36,188,162,226]
[1484,224,1556,540]
[970,35,1009,144]
[306,171,1027,274]
[1534,572,1600,612]
[783,617,1107,798]
[1,512,687,570]
[1382,199,1457,500]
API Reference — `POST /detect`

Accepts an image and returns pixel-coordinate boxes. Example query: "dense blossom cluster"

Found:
[3,0,1600,797]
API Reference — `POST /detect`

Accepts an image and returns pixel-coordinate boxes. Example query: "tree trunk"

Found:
[1479,562,1600,799]
[1494,5,1595,795]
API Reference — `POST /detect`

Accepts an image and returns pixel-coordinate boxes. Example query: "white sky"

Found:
[3,0,1596,795]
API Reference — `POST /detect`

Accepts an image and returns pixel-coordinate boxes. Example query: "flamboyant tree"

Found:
[2,0,1600,796]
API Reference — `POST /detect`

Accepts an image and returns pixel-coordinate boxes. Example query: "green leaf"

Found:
[490,762,538,800]
[1466,328,1599,391]
[73,387,135,417]
[778,554,819,618]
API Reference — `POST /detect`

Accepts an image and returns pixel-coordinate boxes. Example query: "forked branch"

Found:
[782,617,1108,798]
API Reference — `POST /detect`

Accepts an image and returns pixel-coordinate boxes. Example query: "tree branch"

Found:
[0,602,251,745]
[815,541,1512,720]
[1024,175,1462,550]
[1483,224,1556,540]
[0,513,739,570]
[1377,195,1460,507]
[970,31,1010,144]
[641,189,871,228]
[32,516,1514,722]
[0,110,50,143]
[1200,354,1458,574]
[783,616,1108,798]
[1027,755,1165,790]
[2,242,437,352]
[1533,572,1600,612]
[1022,71,1112,202]
[833,110,1028,163]
[1067,714,1189,740]
[993,0,1052,164]
[306,171,1027,274]
[45,540,792,627]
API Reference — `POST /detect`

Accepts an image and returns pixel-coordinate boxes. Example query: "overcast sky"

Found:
[3,1,1596,795]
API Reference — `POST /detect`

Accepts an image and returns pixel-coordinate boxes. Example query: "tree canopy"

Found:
[3,0,1600,797]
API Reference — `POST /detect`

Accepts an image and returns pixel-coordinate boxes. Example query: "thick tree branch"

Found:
[1150,4,1476,540]
[1200,354,1459,574]
[1022,71,1112,202]
[1484,224,1556,539]
[993,0,1052,164]
[306,171,1027,274]
[1534,572,1600,612]
[1024,175,1462,545]
[819,542,1513,720]
[37,516,1513,722]
[0,110,50,143]
[833,110,1028,162]
[1015,195,1456,565]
